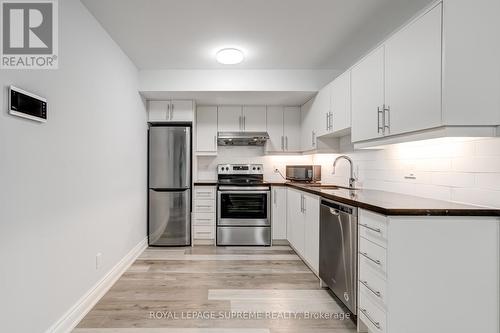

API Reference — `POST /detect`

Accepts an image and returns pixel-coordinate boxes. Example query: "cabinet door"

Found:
[242,106,267,131]
[351,46,385,142]
[283,106,301,152]
[300,99,315,151]
[266,106,284,152]
[218,106,242,132]
[312,84,332,137]
[196,106,218,153]
[304,193,320,272]
[272,187,287,240]
[286,189,302,250]
[171,100,194,122]
[385,4,442,136]
[148,101,169,122]
[331,71,351,133]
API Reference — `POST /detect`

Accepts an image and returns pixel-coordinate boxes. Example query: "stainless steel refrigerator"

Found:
[148,126,191,246]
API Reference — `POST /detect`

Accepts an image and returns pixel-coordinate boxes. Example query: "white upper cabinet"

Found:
[442,0,500,126]
[351,46,385,142]
[266,106,301,153]
[170,100,194,122]
[266,106,284,152]
[311,84,332,138]
[242,106,267,132]
[148,100,194,122]
[217,106,242,132]
[283,106,301,152]
[196,106,218,154]
[384,3,442,136]
[217,105,266,132]
[148,101,170,122]
[330,71,351,133]
[300,98,316,151]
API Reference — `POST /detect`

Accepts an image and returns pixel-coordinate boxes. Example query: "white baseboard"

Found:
[46,237,148,333]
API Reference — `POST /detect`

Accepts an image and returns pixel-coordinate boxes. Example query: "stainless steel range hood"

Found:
[217,132,270,146]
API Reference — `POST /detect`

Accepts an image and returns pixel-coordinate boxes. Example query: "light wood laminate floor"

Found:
[74,246,357,333]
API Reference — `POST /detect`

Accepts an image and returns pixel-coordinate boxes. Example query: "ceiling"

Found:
[82,0,434,71]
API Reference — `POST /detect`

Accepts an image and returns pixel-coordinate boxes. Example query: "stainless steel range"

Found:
[217,164,271,246]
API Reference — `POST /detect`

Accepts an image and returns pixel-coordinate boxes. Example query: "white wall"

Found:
[0,0,147,332]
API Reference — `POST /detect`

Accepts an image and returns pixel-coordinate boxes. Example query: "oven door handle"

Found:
[218,190,270,194]
[218,186,270,191]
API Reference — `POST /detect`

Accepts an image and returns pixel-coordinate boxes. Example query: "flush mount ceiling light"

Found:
[216,48,244,65]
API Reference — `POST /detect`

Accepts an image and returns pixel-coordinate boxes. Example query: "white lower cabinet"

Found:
[271,186,287,240]
[286,188,320,274]
[357,209,500,333]
[192,186,216,243]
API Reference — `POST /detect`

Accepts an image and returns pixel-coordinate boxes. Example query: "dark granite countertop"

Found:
[193,180,499,216]
[286,183,500,216]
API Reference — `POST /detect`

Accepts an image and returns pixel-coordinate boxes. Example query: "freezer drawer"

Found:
[149,189,191,246]
[149,126,190,189]
[217,226,271,246]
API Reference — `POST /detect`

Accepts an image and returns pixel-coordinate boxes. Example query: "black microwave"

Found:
[9,86,47,122]
[286,165,322,182]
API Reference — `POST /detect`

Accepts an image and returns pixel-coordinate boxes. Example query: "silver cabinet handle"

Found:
[243,116,246,130]
[285,136,288,150]
[171,103,174,120]
[214,135,217,149]
[384,104,390,133]
[360,280,381,298]
[326,113,329,131]
[311,131,316,147]
[239,116,242,130]
[377,106,384,134]
[273,189,277,205]
[359,223,381,233]
[281,136,284,151]
[166,103,171,120]
[359,308,381,329]
[359,252,381,265]
[329,112,333,130]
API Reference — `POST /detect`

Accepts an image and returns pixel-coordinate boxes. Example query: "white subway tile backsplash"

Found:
[430,172,476,188]
[475,173,500,190]
[475,138,500,156]
[413,184,452,201]
[452,157,500,173]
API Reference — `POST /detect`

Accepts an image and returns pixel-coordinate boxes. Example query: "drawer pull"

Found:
[196,231,212,234]
[196,219,213,221]
[359,308,381,329]
[360,280,381,298]
[360,252,381,265]
[196,205,213,208]
[359,223,381,233]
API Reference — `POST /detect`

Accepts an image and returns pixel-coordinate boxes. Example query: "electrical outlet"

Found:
[96,253,102,270]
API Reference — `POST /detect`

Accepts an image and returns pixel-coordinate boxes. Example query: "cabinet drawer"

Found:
[359,209,388,248]
[359,263,388,309]
[193,200,215,213]
[193,212,215,226]
[359,288,387,333]
[194,187,216,200]
[359,237,387,277]
[193,225,214,239]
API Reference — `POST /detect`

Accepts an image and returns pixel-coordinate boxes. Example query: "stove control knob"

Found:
[252,167,256,170]
[225,167,229,171]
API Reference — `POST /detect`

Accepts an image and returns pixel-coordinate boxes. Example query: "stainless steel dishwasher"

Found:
[319,199,358,314]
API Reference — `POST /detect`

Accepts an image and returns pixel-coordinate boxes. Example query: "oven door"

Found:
[217,189,270,226]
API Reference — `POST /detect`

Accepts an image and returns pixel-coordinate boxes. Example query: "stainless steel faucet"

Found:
[333,155,356,188]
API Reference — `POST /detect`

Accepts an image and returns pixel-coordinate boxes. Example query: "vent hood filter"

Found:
[217,132,270,146]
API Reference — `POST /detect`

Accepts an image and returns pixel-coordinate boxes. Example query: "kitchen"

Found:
[1,0,499,333]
